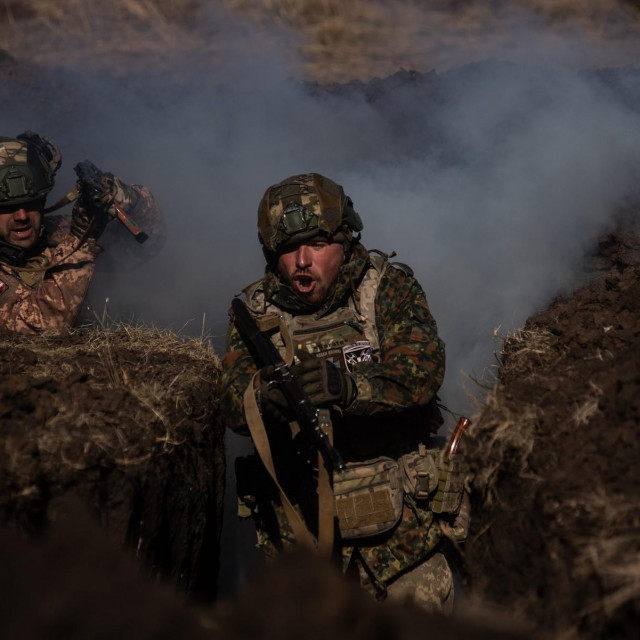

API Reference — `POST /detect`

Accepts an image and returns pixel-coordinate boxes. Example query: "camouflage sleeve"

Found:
[219,319,257,436]
[95,181,166,271]
[0,234,97,334]
[347,265,445,416]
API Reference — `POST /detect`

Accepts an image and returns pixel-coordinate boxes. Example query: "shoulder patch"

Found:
[0,278,10,297]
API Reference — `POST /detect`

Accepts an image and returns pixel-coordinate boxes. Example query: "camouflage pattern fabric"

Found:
[239,477,447,601]
[221,242,450,602]
[0,220,97,333]
[258,173,359,252]
[91,183,166,274]
[0,183,162,334]
[220,243,445,431]
[385,551,455,614]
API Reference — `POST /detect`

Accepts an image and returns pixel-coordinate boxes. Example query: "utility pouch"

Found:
[431,453,466,515]
[333,456,403,540]
[398,444,439,502]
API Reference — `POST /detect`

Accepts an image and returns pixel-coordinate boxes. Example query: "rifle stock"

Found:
[231,296,345,473]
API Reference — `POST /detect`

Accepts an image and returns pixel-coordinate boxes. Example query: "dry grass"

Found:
[498,325,562,379]
[0,323,221,480]
[466,384,540,506]
[0,0,220,74]
[3,0,640,82]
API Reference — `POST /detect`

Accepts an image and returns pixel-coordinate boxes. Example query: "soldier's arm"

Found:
[346,265,445,416]
[0,235,98,334]
[219,320,258,436]
[96,183,166,269]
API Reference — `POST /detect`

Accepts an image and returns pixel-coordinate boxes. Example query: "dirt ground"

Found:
[464,223,640,638]
[0,327,225,598]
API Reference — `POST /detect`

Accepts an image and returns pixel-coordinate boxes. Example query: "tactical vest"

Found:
[242,252,388,373]
[0,255,50,301]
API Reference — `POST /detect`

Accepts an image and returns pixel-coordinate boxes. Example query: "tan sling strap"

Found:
[253,313,295,367]
[243,371,335,556]
[43,184,79,214]
[277,315,296,370]
[315,409,336,556]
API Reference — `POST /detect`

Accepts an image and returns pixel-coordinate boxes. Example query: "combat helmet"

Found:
[258,173,363,254]
[0,131,61,208]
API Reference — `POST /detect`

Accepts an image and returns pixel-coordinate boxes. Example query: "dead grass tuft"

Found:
[0,0,219,73]
[498,325,561,380]
[4,0,640,82]
[0,323,221,488]
[466,383,540,506]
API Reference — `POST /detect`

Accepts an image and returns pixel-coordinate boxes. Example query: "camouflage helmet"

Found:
[258,173,363,252]
[0,131,61,208]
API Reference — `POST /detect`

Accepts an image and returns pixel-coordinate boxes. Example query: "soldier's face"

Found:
[0,203,42,250]
[277,239,345,306]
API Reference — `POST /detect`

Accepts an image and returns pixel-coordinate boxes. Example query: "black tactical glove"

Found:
[72,162,130,242]
[290,356,357,409]
[257,366,291,425]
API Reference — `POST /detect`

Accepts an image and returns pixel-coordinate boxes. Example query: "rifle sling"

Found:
[243,372,335,556]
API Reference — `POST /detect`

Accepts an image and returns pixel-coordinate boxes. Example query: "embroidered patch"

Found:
[342,341,373,372]
[0,278,9,296]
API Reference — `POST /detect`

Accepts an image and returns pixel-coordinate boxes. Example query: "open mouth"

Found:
[293,274,316,294]
[10,227,34,241]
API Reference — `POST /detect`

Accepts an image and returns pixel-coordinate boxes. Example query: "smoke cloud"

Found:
[3,1,640,593]
[3,5,640,411]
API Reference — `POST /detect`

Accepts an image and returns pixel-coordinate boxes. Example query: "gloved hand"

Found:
[72,162,133,241]
[71,201,109,241]
[258,366,291,425]
[290,356,356,409]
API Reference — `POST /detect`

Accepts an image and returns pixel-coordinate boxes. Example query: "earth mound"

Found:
[464,226,640,638]
[0,326,225,598]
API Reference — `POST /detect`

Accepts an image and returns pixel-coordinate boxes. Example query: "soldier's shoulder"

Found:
[367,249,415,278]
[241,276,266,298]
[380,260,417,287]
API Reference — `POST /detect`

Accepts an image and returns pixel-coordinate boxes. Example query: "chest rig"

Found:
[243,253,387,371]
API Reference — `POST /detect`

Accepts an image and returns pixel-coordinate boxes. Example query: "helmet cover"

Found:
[0,132,60,207]
[258,173,363,252]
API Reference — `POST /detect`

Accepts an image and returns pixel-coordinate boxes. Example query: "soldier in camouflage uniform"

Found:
[220,174,468,613]
[0,131,164,333]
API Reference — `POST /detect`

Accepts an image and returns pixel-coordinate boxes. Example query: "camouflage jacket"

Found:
[221,244,448,585]
[0,183,163,334]
[221,243,445,451]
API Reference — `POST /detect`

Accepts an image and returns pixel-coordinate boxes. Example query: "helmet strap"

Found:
[0,237,26,266]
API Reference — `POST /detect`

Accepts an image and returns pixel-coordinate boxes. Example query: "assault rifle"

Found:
[231,296,346,474]
[74,160,148,244]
